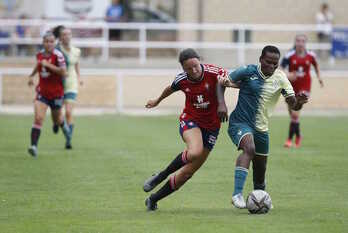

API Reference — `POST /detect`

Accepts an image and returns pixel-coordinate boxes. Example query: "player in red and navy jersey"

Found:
[27,31,71,157]
[281,34,324,148]
[143,48,234,211]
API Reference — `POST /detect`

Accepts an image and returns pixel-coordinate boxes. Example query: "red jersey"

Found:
[281,49,318,93]
[171,64,227,130]
[36,49,66,99]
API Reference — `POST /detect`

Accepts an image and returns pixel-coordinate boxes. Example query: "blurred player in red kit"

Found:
[27,31,71,157]
[281,34,324,148]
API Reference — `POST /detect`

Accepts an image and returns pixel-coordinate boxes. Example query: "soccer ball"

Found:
[246,190,272,214]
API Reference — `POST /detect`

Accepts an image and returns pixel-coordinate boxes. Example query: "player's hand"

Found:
[40,60,49,67]
[79,79,84,86]
[28,77,34,87]
[296,91,309,105]
[218,75,234,87]
[217,102,228,122]
[145,99,159,108]
[288,72,297,82]
[318,78,324,88]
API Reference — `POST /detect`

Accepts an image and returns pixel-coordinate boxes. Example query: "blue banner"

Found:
[332,28,348,58]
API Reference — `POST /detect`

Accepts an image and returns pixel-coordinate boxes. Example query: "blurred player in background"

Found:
[281,34,323,148]
[53,25,82,149]
[27,31,71,157]
[219,45,309,209]
[143,48,232,211]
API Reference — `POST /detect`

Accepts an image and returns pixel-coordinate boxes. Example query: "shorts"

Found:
[64,92,77,102]
[179,119,220,151]
[37,94,64,110]
[228,122,269,156]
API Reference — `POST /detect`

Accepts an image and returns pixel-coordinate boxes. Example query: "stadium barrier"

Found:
[0,68,348,115]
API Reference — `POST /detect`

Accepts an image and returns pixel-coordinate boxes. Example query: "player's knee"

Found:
[244,144,255,158]
[34,116,44,125]
[187,147,204,161]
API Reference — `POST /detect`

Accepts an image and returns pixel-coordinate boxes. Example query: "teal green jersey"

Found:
[229,64,295,132]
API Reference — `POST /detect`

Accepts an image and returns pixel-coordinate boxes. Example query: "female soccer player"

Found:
[281,34,324,148]
[53,26,82,149]
[143,48,234,211]
[27,31,71,157]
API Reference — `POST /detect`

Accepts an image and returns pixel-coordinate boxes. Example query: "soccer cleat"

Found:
[295,136,302,148]
[283,139,292,148]
[143,173,161,192]
[65,141,72,150]
[145,197,158,211]
[231,193,246,209]
[52,124,59,134]
[28,145,37,157]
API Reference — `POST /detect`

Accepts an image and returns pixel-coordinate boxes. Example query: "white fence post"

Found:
[139,25,147,64]
[116,72,124,113]
[101,25,109,62]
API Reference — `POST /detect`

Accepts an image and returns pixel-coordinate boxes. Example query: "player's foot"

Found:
[231,193,246,209]
[145,196,158,211]
[28,145,37,157]
[52,124,59,134]
[283,139,292,148]
[65,141,72,150]
[143,173,161,192]
[295,136,302,148]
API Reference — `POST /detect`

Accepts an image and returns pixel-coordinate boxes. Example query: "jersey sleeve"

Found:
[280,56,289,69]
[171,72,186,91]
[56,50,67,69]
[280,73,295,98]
[228,65,250,82]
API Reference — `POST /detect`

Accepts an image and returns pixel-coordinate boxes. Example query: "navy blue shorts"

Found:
[179,119,220,151]
[37,94,64,110]
[64,92,77,102]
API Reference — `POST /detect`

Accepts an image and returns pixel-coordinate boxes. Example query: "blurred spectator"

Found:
[0,30,10,56]
[105,0,130,40]
[15,14,30,56]
[316,3,333,43]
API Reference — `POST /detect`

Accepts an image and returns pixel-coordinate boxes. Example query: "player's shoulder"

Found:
[53,48,65,58]
[284,49,296,59]
[203,63,222,74]
[36,49,45,57]
[71,46,81,55]
[307,50,317,59]
[273,68,288,81]
[173,71,188,85]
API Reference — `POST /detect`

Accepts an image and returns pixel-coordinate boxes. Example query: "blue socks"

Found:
[233,166,249,196]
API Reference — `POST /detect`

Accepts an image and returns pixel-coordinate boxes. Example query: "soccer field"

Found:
[0,115,347,233]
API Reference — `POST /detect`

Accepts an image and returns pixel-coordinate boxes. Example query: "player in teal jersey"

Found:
[219,45,309,209]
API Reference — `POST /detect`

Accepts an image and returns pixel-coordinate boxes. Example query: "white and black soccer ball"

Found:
[246,190,272,214]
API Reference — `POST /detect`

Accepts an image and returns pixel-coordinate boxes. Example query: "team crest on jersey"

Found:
[305,60,310,65]
[292,60,297,65]
[272,79,281,90]
[205,83,209,90]
[185,88,190,92]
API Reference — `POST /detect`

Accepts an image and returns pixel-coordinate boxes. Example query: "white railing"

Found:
[1,19,345,65]
[1,68,348,113]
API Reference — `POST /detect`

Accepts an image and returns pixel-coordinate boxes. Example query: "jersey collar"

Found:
[257,64,269,80]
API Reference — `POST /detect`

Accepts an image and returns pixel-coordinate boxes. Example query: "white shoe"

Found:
[28,145,37,157]
[231,193,246,209]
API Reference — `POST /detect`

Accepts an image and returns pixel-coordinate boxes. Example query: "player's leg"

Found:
[284,104,295,148]
[28,99,49,156]
[145,127,218,211]
[51,97,71,149]
[290,110,301,148]
[228,122,255,208]
[51,111,59,134]
[143,120,202,192]
[64,93,76,137]
[252,130,269,190]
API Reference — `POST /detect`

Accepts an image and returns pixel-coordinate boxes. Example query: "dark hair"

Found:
[52,25,65,39]
[261,45,280,58]
[179,48,200,65]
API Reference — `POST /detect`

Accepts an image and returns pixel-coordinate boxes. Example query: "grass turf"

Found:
[0,115,347,233]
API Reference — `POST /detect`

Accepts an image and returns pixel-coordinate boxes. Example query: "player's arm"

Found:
[145,85,175,108]
[285,93,308,111]
[75,62,83,86]
[218,66,248,88]
[312,59,323,88]
[28,63,38,87]
[216,83,228,122]
[41,60,67,77]
[280,56,296,82]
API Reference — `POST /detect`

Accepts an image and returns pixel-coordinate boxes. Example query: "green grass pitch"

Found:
[0,115,347,233]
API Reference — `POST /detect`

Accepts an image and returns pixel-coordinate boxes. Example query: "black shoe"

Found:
[53,124,59,134]
[145,197,158,211]
[65,141,72,150]
[143,173,161,192]
[28,145,37,157]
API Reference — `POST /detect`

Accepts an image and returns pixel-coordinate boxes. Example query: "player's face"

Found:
[295,36,306,53]
[182,58,202,81]
[61,29,72,45]
[43,35,56,53]
[260,52,279,76]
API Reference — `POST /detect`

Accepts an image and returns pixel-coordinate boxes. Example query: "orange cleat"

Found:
[295,136,302,148]
[284,139,292,148]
